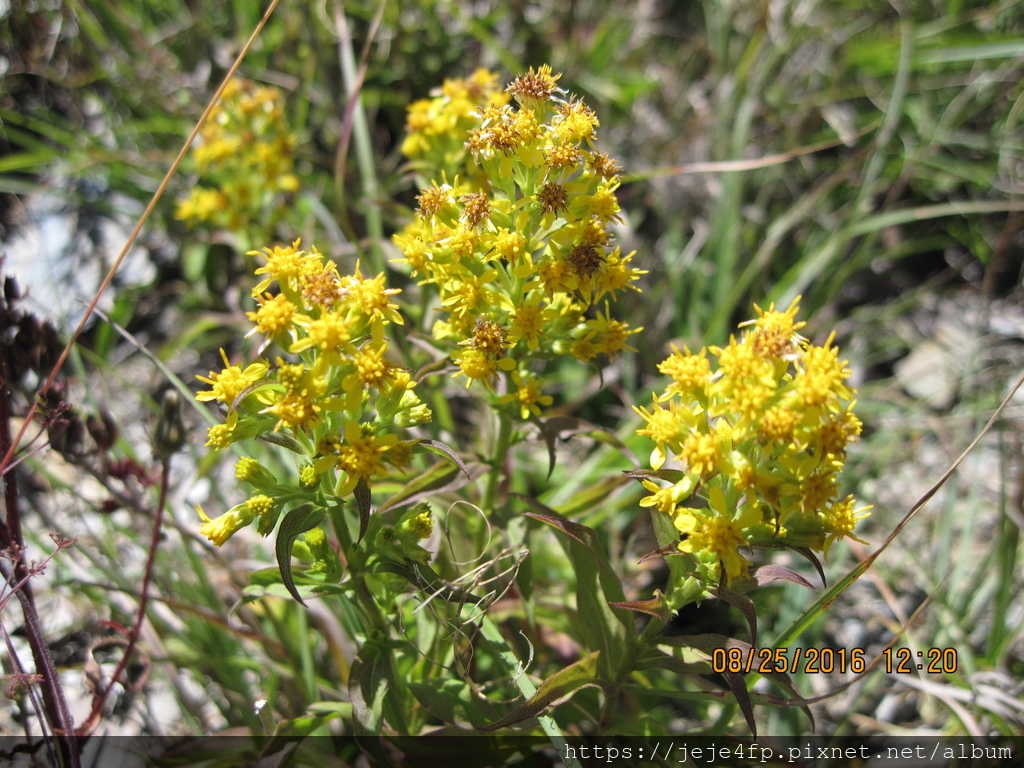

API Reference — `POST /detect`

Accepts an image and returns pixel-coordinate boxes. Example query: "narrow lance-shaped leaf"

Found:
[479,651,609,731]
[354,477,372,543]
[350,644,395,768]
[275,504,325,607]
[520,500,632,676]
[417,438,471,479]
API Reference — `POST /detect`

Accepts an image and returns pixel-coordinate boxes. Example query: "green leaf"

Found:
[480,651,609,731]
[416,438,471,479]
[407,679,505,729]
[241,567,348,604]
[520,503,632,676]
[376,458,480,513]
[350,644,395,767]
[623,468,688,484]
[274,504,325,607]
[355,478,372,542]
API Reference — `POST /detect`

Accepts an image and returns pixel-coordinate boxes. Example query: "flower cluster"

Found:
[634,299,870,585]
[393,66,645,417]
[175,78,299,233]
[194,240,431,546]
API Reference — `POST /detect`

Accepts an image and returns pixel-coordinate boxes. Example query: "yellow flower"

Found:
[657,345,710,401]
[452,348,516,390]
[245,494,274,517]
[634,399,691,470]
[498,371,554,419]
[343,343,394,392]
[594,248,645,301]
[795,333,853,409]
[821,495,871,558]
[674,486,761,583]
[679,431,722,479]
[586,305,641,358]
[638,476,698,516]
[507,293,548,351]
[196,502,255,547]
[251,240,322,295]
[248,293,297,337]
[205,411,239,450]
[741,296,806,360]
[265,390,321,430]
[196,349,268,404]
[290,309,353,360]
[416,182,458,220]
[554,99,599,144]
[336,421,399,495]
[506,65,562,111]
[347,265,405,328]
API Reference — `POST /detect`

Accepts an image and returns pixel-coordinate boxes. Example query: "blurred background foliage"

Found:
[1,0,1022,747]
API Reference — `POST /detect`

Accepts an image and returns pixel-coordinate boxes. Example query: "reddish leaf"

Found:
[754,565,817,590]
[609,590,671,621]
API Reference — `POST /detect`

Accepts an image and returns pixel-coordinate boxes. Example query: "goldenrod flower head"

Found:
[299,464,318,487]
[460,192,492,227]
[634,399,690,470]
[344,343,393,392]
[498,371,554,419]
[265,390,321,430]
[251,240,322,295]
[680,431,723,479]
[595,248,646,301]
[385,439,416,469]
[416,182,457,220]
[235,457,260,480]
[400,504,435,540]
[300,262,347,310]
[290,309,352,358]
[507,294,548,351]
[452,348,516,390]
[822,496,871,558]
[196,502,255,547]
[196,349,268,404]
[507,65,562,111]
[588,151,621,179]
[657,345,711,401]
[245,494,274,517]
[348,264,404,327]
[336,421,399,494]
[565,244,604,281]
[248,293,297,337]
[537,182,569,216]
[796,333,853,409]
[205,411,240,450]
[468,319,509,356]
[585,305,641,358]
[674,487,761,583]
[743,298,807,360]
[544,143,582,171]
[554,99,599,144]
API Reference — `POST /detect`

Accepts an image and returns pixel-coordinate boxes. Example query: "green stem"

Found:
[482,408,514,515]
